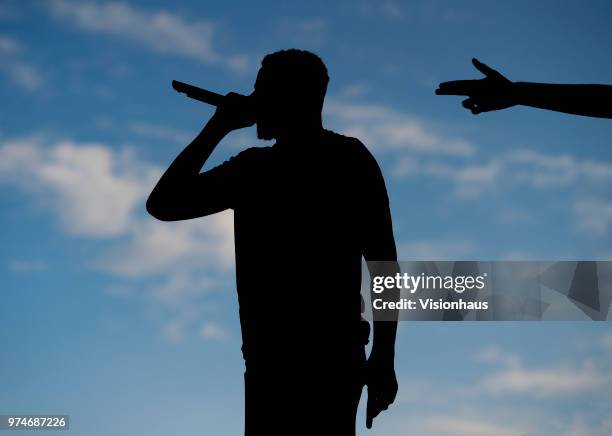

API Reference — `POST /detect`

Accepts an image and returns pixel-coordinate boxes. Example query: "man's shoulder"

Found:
[324,129,379,167]
[237,145,273,157]
[324,129,365,149]
[231,145,273,164]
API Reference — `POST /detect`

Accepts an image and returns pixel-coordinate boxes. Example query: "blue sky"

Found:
[1,1,612,435]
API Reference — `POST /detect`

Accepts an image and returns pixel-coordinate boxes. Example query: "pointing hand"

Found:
[436,58,517,114]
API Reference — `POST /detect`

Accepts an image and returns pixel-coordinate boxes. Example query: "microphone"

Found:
[171,80,225,107]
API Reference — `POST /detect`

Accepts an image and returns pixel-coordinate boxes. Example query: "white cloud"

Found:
[325,99,612,237]
[324,99,475,157]
[450,150,610,193]
[0,60,43,91]
[473,345,612,398]
[0,35,43,91]
[563,416,612,436]
[480,364,612,396]
[0,35,21,54]
[200,321,229,341]
[224,54,252,75]
[162,318,230,344]
[337,83,370,99]
[128,122,192,145]
[99,213,234,278]
[48,0,250,73]
[7,259,47,273]
[394,150,612,197]
[390,155,419,178]
[0,135,236,312]
[475,346,521,368]
[398,240,475,260]
[372,396,545,436]
[326,98,612,234]
[424,416,525,436]
[422,160,502,197]
[354,103,612,203]
[162,318,186,344]
[573,199,612,235]
[0,137,157,237]
[381,343,612,436]
[507,149,612,189]
[602,331,612,351]
[381,2,406,19]
[357,1,409,20]
[386,140,612,232]
[278,18,328,47]
[150,272,216,305]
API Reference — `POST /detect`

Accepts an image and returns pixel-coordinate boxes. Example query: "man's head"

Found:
[253,49,329,140]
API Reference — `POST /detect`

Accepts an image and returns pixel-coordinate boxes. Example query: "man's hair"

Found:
[260,49,329,108]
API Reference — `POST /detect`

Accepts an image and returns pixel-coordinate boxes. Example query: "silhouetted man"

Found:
[147,49,398,435]
[436,58,612,118]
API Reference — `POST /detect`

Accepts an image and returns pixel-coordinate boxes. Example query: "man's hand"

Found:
[365,353,398,429]
[210,91,255,132]
[146,91,255,221]
[436,58,518,114]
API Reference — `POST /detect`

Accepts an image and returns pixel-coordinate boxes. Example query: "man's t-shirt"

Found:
[203,129,395,369]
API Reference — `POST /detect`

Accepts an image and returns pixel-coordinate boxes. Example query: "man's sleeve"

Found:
[183,148,252,216]
[359,143,397,262]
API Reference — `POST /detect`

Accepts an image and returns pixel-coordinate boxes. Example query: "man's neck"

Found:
[275,124,325,146]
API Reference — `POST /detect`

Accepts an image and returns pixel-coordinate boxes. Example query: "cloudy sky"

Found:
[1,1,611,435]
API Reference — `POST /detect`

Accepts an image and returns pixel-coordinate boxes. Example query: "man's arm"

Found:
[365,209,398,363]
[364,233,399,429]
[146,92,253,221]
[436,58,612,119]
[360,143,399,429]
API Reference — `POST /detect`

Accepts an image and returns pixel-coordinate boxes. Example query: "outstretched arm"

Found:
[436,58,612,119]
[512,82,612,118]
[146,92,253,221]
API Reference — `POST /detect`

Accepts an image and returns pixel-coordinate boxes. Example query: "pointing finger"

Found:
[366,391,383,429]
[366,394,374,429]
[436,80,478,96]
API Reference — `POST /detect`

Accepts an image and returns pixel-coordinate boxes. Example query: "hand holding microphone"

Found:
[172,80,255,132]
